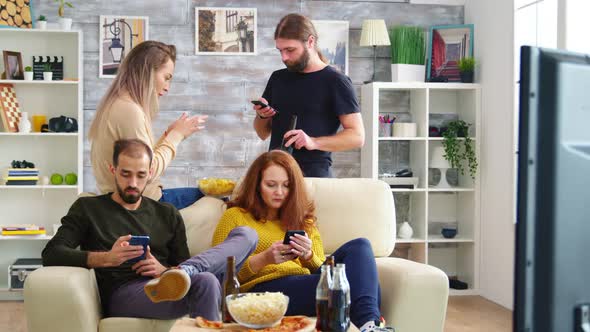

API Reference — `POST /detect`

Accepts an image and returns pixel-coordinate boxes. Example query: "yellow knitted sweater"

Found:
[212,207,325,291]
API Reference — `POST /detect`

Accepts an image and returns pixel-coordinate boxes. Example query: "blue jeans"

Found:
[159,187,204,210]
[250,238,381,328]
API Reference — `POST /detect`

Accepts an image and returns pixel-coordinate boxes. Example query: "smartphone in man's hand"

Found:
[251,100,269,108]
[126,235,150,263]
[283,230,305,245]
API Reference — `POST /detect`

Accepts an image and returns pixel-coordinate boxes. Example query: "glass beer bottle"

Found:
[222,256,240,323]
[316,265,333,331]
[329,265,351,332]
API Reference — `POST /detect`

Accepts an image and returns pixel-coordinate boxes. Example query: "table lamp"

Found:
[430,145,452,188]
[360,19,390,84]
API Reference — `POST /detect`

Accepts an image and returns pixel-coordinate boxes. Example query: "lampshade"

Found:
[430,146,451,168]
[360,19,391,47]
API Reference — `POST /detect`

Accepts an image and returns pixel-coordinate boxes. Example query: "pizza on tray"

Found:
[194,315,315,332]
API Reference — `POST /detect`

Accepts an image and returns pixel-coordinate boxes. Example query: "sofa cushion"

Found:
[305,178,396,257]
[180,196,226,256]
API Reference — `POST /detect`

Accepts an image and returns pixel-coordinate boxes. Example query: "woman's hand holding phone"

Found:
[284,231,313,260]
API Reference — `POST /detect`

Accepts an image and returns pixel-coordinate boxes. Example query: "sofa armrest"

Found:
[24,266,102,332]
[376,257,449,332]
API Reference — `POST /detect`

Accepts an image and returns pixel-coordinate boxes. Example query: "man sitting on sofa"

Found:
[42,138,258,320]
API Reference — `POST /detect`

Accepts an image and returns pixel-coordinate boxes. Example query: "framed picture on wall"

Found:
[426,24,474,82]
[99,15,149,78]
[195,7,257,55]
[0,1,33,29]
[312,20,349,75]
[2,51,24,80]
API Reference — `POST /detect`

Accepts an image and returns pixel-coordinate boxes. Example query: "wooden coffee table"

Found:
[170,317,360,331]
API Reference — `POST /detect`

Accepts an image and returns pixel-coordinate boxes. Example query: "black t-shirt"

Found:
[42,194,190,314]
[262,66,360,176]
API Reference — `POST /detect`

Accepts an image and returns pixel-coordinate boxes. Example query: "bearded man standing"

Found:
[253,13,365,178]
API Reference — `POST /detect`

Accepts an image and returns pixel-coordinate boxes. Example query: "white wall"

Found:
[465,0,515,309]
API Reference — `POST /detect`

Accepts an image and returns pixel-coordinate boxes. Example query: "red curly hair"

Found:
[227,150,316,232]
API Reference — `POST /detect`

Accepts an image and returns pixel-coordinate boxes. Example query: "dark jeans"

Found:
[107,227,258,320]
[159,187,204,210]
[250,238,381,328]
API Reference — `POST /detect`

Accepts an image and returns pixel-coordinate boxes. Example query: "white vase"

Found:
[59,17,72,30]
[24,72,33,81]
[43,72,53,81]
[36,21,47,30]
[19,112,31,133]
[398,221,414,239]
[391,64,425,82]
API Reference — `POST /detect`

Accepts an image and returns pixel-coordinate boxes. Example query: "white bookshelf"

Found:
[361,82,481,294]
[0,29,83,299]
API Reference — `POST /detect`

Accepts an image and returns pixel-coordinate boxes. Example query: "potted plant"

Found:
[457,57,475,83]
[24,66,34,81]
[441,120,478,179]
[389,26,426,82]
[43,63,53,81]
[36,15,47,30]
[55,0,74,31]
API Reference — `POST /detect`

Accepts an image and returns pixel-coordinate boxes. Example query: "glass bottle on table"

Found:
[221,256,240,323]
[316,264,333,331]
[329,264,350,332]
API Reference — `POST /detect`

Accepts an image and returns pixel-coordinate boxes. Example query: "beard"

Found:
[116,182,143,204]
[284,47,310,73]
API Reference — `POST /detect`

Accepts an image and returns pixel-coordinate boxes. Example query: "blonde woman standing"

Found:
[89,41,208,209]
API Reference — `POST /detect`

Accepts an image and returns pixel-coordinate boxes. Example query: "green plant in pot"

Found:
[389,26,425,82]
[24,66,34,81]
[42,63,53,81]
[36,15,47,30]
[55,0,74,30]
[442,120,477,179]
[457,57,475,83]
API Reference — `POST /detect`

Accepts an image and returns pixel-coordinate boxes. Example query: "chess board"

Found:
[0,84,21,133]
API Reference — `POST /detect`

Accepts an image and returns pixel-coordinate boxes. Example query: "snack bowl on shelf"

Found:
[196,177,236,198]
[226,292,289,328]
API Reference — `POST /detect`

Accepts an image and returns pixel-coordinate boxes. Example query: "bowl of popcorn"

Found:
[197,178,236,198]
[226,292,289,328]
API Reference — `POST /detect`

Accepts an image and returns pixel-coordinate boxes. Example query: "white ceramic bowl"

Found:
[226,292,289,328]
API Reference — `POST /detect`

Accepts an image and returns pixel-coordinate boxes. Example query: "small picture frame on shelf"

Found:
[426,24,474,82]
[0,1,33,29]
[2,51,24,80]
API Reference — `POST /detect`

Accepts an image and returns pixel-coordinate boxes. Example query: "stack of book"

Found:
[1,225,46,236]
[3,168,39,185]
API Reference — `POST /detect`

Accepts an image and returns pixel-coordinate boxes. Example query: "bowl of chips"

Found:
[197,177,236,197]
[226,292,289,328]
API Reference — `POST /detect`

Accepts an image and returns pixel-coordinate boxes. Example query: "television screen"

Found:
[515,46,590,331]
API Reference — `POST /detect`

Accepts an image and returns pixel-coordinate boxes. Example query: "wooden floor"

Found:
[1,295,511,332]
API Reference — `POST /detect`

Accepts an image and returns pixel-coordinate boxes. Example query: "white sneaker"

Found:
[360,320,395,332]
[144,268,190,303]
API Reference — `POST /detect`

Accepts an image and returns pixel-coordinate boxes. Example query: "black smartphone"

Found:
[280,114,298,155]
[127,235,150,263]
[251,100,269,108]
[283,230,305,245]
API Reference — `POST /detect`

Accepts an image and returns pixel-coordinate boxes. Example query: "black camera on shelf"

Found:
[11,160,35,169]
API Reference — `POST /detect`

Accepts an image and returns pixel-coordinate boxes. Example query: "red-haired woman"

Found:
[212,150,392,332]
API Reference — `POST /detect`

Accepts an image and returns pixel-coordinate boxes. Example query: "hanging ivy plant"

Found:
[442,120,478,179]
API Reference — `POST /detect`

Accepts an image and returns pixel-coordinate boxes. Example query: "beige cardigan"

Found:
[90,98,184,200]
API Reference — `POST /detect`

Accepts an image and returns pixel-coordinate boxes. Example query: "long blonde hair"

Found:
[89,41,176,141]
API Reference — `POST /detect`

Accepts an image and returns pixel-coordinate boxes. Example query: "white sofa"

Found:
[24,178,449,332]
